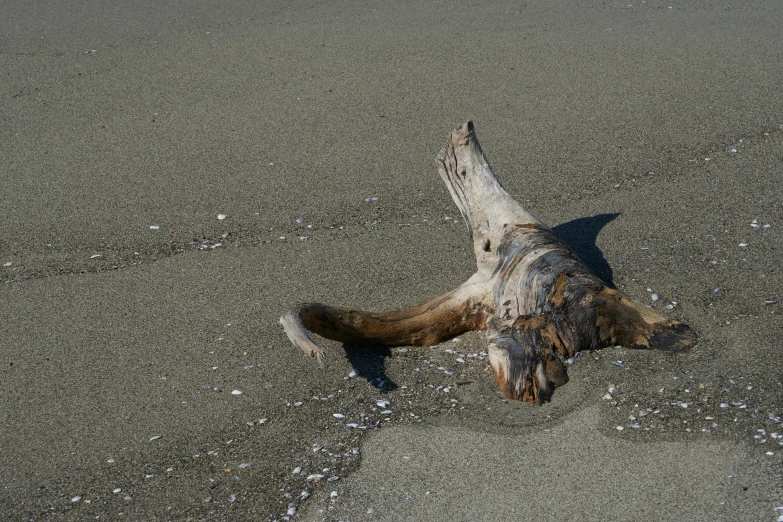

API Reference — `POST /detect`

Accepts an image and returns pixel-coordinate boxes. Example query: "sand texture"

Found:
[1,1,782,520]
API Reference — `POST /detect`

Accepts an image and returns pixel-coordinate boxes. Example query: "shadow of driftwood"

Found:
[552,213,620,286]
[342,344,398,392]
[340,213,620,384]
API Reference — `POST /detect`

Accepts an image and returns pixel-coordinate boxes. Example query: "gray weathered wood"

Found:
[281,122,696,404]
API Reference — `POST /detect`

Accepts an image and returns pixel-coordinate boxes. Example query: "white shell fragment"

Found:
[238,463,250,469]
[149,225,160,230]
[651,294,659,302]
[231,390,243,395]
[330,490,339,498]
[376,400,390,408]
[71,496,82,503]
[113,488,122,494]
[348,370,358,378]
[149,435,162,441]
[217,214,227,220]
[293,466,302,475]
[332,413,345,419]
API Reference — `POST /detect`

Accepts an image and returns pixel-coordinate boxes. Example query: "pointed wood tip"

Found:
[649,321,698,352]
[450,120,476,147]
[280,307,326,365]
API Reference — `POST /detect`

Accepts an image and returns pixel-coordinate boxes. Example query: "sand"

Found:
[1,1,781,520]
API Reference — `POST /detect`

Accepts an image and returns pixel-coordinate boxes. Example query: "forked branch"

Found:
[281,122,696,404]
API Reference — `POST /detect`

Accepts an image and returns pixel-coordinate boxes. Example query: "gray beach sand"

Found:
[2,1,781,520]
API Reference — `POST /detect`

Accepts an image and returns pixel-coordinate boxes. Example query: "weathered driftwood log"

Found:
[281,122,696,404]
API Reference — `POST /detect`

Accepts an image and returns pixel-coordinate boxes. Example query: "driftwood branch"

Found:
[281,122,696,404]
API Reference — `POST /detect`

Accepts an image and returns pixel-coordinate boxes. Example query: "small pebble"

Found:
[293,466,302,475]
[651,294,659,302]
[217,214,227,220]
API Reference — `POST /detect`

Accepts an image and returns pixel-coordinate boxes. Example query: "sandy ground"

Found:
[2,1,782,520]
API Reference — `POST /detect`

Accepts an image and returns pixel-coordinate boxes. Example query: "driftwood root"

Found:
[280,122,697,404]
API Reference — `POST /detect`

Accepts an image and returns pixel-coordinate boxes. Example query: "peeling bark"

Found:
[281,122,697,404]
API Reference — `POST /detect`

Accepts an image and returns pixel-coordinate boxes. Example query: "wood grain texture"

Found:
[281,122,697,404]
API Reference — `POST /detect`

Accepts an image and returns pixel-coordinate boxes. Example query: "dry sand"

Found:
[1,1,782,520]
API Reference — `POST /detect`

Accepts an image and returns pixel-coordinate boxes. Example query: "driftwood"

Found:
[280,122,696,404]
